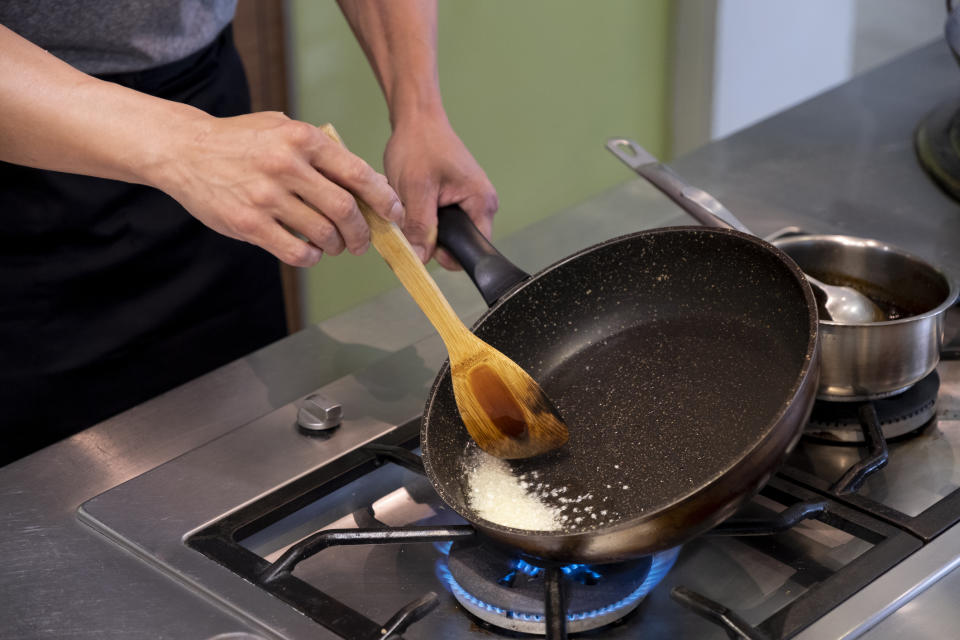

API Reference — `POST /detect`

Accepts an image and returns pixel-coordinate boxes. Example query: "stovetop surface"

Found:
[789,360,960,518]
[76,350,957,639]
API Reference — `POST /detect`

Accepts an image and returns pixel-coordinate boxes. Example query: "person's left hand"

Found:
[384,114,498,270]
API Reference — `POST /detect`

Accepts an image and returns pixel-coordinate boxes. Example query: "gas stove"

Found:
[74,306,960,639]
[6,41,960,640]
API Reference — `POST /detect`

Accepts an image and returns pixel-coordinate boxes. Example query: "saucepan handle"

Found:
[436,205,530,307]
[605,138,752,234]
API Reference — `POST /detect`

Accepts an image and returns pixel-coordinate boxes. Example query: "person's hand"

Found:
[383,115,498,269]
[149,111,405,267]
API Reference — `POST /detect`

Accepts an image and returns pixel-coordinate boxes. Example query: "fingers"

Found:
[262,120,405,255]
[462,187,499,239]
[307,134,405,226]
[221,203,326,267]
[433,247,461,271]
[258,220,324,268]
[276,194,349,256]
[165,113,401,267]
[285,161,370,255]
[399,178,441,263]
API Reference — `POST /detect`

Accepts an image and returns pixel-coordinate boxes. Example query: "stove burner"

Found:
[436,541,678,635]
[806,371,939,443]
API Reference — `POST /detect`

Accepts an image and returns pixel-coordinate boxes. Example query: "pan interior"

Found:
[423,228,814,535]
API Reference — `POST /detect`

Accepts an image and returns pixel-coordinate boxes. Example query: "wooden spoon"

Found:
[319,124,568,459]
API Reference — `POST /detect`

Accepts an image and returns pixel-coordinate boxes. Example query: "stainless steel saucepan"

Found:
[766,231,957,400]
[607,138,958,401]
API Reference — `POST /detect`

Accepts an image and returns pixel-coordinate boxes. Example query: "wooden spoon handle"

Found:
[319,124,470,348]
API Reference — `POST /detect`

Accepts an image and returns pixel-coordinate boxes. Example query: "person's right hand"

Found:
[148,111,405,267]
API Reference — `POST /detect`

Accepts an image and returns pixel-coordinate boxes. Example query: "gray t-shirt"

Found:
[1,0,237,75]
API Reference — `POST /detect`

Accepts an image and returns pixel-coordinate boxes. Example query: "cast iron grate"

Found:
[781,371,960,542]
[670,477,919,639]
[186,426,919,640]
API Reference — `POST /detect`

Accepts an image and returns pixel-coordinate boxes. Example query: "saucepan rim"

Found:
[772,233,958,327]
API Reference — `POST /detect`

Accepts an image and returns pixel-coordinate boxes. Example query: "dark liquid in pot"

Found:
[868,297,913,321]
[808,271,922,320]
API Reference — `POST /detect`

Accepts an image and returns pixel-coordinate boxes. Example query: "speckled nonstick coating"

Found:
[421,221,820,564]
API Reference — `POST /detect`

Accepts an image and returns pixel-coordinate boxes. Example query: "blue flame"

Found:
[514,558,544,577]
[436,546,681,623]
[437,563,509,615]
[561,563,602,583]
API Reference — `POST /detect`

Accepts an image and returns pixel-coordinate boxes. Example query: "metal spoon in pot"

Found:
[806,277,887,323]
[606,139,887,324]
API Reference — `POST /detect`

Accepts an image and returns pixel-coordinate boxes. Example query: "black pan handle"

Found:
[436,205,530,307]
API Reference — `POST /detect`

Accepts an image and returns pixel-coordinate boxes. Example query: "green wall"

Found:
[290,0,671,323]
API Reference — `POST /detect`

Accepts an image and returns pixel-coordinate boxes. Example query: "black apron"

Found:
[0,26,286,465]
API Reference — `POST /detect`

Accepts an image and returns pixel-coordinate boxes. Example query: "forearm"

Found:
[0,24,208,186]
[336,0,445,127]
[337,0,498,265]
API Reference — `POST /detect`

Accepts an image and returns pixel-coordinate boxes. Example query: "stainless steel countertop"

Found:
[862,558,960,640]
[799,521,960,640]
[3,40,960,638]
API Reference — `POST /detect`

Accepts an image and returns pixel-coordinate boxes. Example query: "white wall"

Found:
[710,0,856,140]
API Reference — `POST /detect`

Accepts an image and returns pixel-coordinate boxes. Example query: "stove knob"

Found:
[297,394,342,433]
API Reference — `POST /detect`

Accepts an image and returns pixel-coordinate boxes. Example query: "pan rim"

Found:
[421,225,819,542]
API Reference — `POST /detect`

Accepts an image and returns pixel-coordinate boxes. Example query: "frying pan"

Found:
[420,200,820,564]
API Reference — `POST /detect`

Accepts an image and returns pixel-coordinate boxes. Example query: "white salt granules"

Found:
[462,445,563,531]
[460,443,624,531]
